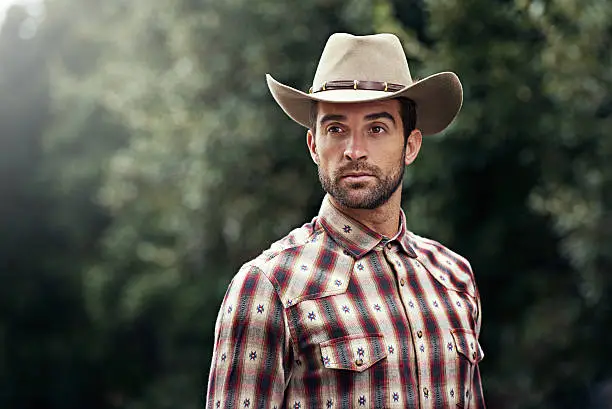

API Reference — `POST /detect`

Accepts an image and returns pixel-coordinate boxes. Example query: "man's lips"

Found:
[340,173,375,182]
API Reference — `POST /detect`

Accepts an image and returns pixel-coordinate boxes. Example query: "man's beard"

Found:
[318,158,405,210]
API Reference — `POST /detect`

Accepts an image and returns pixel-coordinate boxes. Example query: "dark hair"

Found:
[308,98,417,144]
[397,97,417,142]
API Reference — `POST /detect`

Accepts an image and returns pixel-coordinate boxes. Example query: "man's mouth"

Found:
[340,173,375,182]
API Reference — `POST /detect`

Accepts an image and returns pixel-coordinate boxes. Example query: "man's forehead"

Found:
[317,99,401,119]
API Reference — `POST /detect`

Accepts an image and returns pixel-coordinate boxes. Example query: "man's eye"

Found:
[327,126,342,133]
[371,126,385,134]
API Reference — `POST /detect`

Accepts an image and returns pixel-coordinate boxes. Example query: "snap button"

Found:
[400,278,406,286]
[355,358,364,366]
[386,242,392,249]
[417,330,423,338]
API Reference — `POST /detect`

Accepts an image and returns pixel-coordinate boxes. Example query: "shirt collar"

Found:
[317,195,418,259]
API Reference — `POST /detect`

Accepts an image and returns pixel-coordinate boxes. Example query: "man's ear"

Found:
[405,129,422,166]
[307,129,319,164]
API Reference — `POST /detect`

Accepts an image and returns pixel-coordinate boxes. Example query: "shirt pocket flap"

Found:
[319,334,387,373]
[451,328,484,364]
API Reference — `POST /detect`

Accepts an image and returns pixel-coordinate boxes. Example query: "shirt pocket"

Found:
[319,333,387,372]
[452,328,484,364]
[449,328,484,408]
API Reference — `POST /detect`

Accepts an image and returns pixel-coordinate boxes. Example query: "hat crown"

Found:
[312,33,413,91]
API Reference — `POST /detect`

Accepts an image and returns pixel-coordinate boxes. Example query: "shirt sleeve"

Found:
[471,364,486,409]
[205,265,292,409]
[470,267,486,409]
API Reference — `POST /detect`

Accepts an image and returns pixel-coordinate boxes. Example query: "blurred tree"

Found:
[0,1,142,408]
[0,4,104,408]
[528,0,612,405]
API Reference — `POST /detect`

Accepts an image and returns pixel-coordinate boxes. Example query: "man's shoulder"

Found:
[409,232,472,269]
[245,220,320,271]
[408,232,479,296]
[232,218,352,307]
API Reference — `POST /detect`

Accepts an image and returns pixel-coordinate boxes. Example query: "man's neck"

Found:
[329,191,402,238]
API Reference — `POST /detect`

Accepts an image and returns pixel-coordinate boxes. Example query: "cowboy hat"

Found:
[266,33,463,136]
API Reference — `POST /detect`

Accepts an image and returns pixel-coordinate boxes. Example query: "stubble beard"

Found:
[318,157,405,210]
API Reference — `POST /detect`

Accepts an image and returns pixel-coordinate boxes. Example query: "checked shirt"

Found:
[206,195,485,408]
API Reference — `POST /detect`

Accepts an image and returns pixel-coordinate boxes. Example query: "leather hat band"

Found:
[309,80,405,94]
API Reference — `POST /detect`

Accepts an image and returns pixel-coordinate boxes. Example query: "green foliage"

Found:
[1,0,611,408]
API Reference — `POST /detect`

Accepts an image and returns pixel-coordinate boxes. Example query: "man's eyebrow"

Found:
[364,112,396,124]
[319,114,346,125]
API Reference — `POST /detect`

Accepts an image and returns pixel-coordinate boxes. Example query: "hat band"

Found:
[309,80,405,94]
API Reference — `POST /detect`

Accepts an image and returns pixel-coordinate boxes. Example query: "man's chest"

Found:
[281,249,482,408]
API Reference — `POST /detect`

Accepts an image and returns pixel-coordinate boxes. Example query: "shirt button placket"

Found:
[385,245,406,291]
[385,244,421,406]
[405,258,429,408]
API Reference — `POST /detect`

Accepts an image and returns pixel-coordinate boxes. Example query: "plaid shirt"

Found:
[206,196,485,409]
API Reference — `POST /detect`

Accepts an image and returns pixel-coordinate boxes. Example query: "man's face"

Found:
[307,99,421,210]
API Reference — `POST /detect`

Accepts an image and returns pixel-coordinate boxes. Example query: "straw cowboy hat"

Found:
[266,33,463,136]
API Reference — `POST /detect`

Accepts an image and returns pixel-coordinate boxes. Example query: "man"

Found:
[206,33,485,409]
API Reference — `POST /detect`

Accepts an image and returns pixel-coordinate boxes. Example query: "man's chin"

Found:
[332,190,382,210]
[340,181,370,190]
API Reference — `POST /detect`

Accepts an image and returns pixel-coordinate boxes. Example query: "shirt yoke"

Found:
[408,232,478,299]
[238,220,355,308]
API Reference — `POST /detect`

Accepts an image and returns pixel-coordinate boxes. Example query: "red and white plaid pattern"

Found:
[206,196,486,408]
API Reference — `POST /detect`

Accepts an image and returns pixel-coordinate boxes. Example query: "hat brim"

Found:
[266,72,463,136]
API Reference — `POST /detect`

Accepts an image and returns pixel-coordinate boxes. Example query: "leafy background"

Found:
[1,0,611,408]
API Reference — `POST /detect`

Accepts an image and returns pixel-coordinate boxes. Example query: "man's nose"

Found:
[343,134,368,161]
